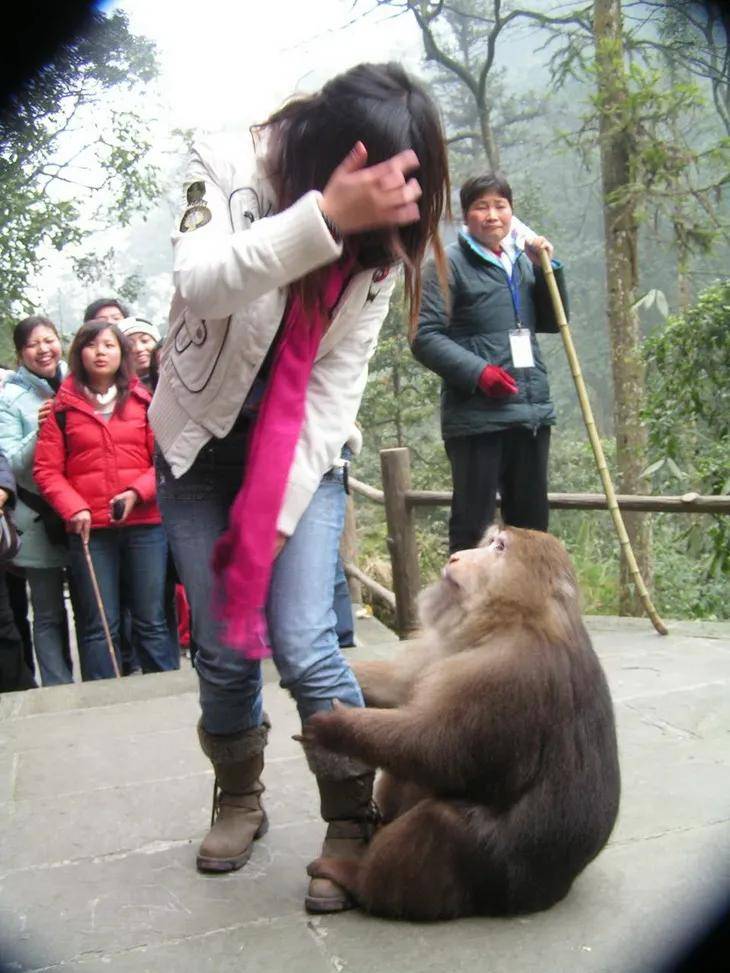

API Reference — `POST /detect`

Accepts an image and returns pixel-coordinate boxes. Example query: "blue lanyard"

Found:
[463,231,523,324]
[506,260,522,326]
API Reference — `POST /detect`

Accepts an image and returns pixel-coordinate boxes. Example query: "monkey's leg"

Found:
[308,798,476,921]
[376,771,431,822]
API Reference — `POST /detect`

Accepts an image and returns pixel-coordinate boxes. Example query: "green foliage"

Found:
[643,279,730,578]
[357,274,449,492]
[350,2,730,624]
[0,10,160,329]
[72,247,145,306]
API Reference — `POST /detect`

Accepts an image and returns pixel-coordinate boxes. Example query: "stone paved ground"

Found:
[0,615,728,972]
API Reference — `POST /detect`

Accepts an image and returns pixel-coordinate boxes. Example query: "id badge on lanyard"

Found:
[509,326,534,368]
[506,265,534,368]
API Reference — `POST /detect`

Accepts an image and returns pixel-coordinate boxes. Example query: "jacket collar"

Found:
[9,362,67,396]
[55,375,150,415]
[458,228,522,270]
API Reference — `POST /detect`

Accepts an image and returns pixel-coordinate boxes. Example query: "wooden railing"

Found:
[342,447,730,637]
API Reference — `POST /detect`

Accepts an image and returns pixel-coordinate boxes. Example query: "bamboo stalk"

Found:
[539,249,668,635]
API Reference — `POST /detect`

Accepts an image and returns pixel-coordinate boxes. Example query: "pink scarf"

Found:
[212,262,351,659]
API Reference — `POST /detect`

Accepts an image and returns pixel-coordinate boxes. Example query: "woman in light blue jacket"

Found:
[0,316,71,685]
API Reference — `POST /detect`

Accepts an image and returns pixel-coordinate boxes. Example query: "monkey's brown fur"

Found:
[303,526,620,920]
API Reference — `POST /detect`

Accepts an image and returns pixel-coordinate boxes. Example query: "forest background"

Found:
[1,0,728,621]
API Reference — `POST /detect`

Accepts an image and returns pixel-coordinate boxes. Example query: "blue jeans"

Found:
[24,567,72,686]
[156,432,363,735]
[334,556,355,647]
[68,525,179,681]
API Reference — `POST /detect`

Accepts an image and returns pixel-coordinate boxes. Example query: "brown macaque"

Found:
[302,525,620,921]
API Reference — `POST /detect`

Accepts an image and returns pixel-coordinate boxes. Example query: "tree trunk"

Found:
[593,0,652,614]
[478,99,501,169]
[674,225,693,312]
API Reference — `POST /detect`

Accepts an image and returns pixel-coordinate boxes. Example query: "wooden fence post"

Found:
[340,495,362,605]
[380,447,420,636]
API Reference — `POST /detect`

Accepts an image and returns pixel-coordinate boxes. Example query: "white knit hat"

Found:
[119,317,161,343]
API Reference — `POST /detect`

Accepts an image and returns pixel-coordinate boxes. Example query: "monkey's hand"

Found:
[297,701,355,755]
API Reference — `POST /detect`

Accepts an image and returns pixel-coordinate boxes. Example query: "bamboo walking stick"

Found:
[81,536,122,677]
[539,249,668,635]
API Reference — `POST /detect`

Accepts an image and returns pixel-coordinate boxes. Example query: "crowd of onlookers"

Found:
[0,294,357,693]
[0,297,191,692]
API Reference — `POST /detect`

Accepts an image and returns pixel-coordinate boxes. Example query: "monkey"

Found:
[301,525,621,921]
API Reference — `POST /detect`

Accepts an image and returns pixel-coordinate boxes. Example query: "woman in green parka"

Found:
[0,316,72,685]
[412,173,569,553]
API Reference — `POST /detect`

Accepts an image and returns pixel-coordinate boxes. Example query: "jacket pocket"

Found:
[467,334,511,370]
[170,311,232,393]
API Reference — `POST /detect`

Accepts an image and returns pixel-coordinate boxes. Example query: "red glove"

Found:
[478,364,518,397]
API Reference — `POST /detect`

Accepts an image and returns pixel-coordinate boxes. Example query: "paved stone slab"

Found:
[59,917,334,973]
[0,615,728,972]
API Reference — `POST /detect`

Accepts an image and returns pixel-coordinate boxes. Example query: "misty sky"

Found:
[116,0,426,132]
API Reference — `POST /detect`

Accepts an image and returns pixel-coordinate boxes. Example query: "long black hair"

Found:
[255,62,450,333]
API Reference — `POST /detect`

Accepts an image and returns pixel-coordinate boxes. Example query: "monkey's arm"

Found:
[353,638,438,708]
[304,704,463,789]
[306,650,542,799]
[352,660,416,708]
[352,661,401,708]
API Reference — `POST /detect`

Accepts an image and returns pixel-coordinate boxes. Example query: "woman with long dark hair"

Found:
[34,320,178,680]
[150,62,449,910]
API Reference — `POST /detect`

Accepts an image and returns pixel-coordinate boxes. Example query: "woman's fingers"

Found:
[389,201,421,226]
[322,147,422,234]
[331,141,368,178]
[368,149,420,184]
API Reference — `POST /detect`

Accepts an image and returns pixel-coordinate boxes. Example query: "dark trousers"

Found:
[5,570,33,675]
[445,426,551,554]
[0,569,36,692]
[68,525,178,681]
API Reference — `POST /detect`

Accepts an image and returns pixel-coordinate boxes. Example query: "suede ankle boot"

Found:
[196,718,269,873]
[303,746,377,913]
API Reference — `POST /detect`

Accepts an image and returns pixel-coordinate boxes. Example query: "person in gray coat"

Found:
[412,173,568,553]
[0,448,36,692]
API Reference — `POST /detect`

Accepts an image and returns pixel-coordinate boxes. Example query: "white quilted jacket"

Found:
[150,135,395,535]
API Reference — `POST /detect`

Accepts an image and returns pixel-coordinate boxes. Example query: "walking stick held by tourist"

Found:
[538,249,668,636]
[81,536,122,677]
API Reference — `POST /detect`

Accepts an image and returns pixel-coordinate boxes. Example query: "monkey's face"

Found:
[422,526,580,634]
[441,527,522,609]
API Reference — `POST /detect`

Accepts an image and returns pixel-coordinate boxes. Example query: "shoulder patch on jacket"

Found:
[180,180,211,233]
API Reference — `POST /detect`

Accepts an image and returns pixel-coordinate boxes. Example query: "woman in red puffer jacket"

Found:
[34,320,178,680]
